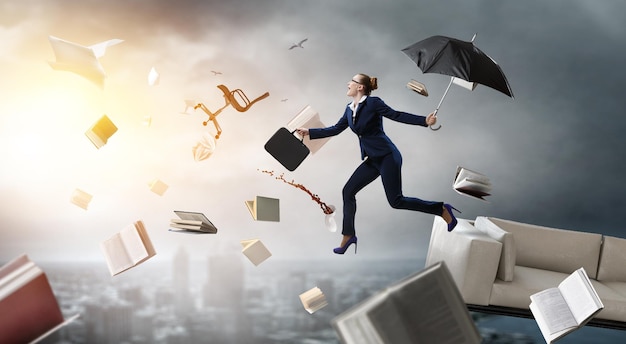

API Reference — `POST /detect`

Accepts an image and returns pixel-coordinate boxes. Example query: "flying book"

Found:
[0,254,80,344]
[285,105,331,154]
[332,261,481,344]
[453,166,491,201]
[85,114,118,149]
[148,179,169,196]
[241,239,272,266]
[529,267,604,344]
[406,79,429,96]
[245,196,280,222]
[299,286,328,314]
[100,220,156,276]
[48,35,123,88]
[169,210,218,234]
[70,188,92,210]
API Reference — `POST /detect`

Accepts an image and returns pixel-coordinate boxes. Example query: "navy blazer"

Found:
[309,96,428,160]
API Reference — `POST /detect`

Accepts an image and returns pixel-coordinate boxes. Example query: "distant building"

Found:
[172,247,194,314]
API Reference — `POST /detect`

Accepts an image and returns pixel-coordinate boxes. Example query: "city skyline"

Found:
[1,1,626,342]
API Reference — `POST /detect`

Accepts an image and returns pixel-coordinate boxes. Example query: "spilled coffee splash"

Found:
[260,170,334,214]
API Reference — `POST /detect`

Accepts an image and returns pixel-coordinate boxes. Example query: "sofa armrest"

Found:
[425,217,502,305]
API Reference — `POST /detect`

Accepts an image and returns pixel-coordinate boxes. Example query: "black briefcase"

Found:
[264,127,310,171]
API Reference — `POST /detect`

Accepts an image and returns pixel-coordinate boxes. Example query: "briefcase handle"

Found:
[290,129,304,143]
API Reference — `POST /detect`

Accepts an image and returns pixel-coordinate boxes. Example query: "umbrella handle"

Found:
[429,78,454,131]
[430,108,442,130]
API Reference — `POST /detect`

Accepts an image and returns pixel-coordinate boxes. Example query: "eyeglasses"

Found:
[351,79,362,84]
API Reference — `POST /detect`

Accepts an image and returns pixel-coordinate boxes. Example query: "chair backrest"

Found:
[217,84,269,112]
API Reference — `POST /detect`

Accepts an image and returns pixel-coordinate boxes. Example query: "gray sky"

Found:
[1,0,625,264]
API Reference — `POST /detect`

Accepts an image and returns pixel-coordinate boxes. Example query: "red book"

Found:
[0,254,77,343]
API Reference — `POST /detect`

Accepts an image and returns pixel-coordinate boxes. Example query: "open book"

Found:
[169,210,218,234]
[100,220,156,276]
[241,239,272,266]
[299,286,328,314]
[285,105,331,154]
[453,166,491,201]
[245,196,280,222]
[529,267,604,344]
[85,114,118,149]
[0,254,79,344]
[332,261,481,344]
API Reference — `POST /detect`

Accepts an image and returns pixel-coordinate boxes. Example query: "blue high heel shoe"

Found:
[333,236,358,254]
[443,204,461,232]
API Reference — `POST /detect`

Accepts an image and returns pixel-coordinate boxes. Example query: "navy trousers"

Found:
[341,149,443,236]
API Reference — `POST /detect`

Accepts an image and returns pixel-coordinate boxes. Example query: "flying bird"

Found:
[281,98,288,102]
[289,38,308,50]
[211,70,222,75]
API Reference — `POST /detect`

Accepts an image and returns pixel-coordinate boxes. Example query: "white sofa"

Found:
[425,216,626,326]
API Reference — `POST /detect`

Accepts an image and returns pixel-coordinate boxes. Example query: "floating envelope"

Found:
[192,133,216,161]
[48,36,123,88]
[148,67,160,86]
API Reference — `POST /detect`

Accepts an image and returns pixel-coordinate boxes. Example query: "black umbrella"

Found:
[402,34,513,130]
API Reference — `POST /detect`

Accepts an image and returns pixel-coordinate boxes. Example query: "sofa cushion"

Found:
[586,280,626,322]
[483,218,603,279]
[474,216,516,282]
[597,235,626,282]
[490,266,569,309]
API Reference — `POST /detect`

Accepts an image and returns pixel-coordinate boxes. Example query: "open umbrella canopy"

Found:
[402,35,514,98]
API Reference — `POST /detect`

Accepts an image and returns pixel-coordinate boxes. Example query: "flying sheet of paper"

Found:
[48,36,123,88]
[181,99,197,114]
[148,67,160,86]
[192,133,216,161]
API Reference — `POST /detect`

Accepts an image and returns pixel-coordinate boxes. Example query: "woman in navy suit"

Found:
[296,73,459,254]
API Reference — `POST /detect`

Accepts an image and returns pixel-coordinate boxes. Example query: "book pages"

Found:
[558,268,604,325]
[406,79,429,96]
[332,261,481,344]
[246,196,280,222]
[85,115,118,149]
[148,179,169,196]
[453,166,491,201]
[100,221,155,276]
[299,287,328,314]
[529,267,604,343]
[70,188,92,210]
[170,211,218,233]
[0,255,68,344]
[100,233,133,276]
[241,239,272,266]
